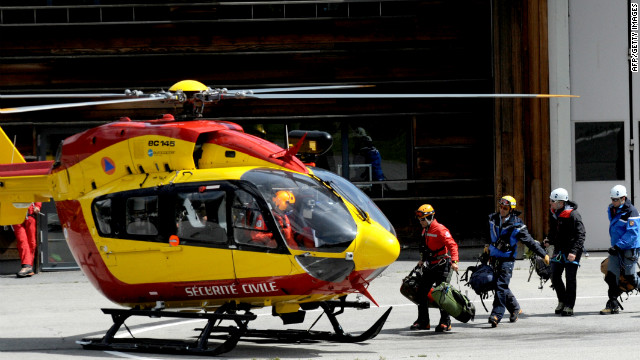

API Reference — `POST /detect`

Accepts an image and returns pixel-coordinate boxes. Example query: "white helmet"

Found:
[550,188,569,201]
[611,185,627,198]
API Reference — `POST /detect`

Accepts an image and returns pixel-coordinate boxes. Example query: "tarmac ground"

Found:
[1,251,638,360]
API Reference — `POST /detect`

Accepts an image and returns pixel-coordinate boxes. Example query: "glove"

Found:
[543,254,550,265]
[608,246,620,255]
[483,244,490,254]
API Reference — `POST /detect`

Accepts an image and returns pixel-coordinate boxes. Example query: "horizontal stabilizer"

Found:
[0,162,53,225]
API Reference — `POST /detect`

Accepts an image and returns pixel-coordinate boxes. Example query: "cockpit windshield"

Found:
[311,167,396,237]
[240,168,357,252]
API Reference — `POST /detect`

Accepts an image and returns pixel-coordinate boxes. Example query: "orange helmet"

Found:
[415,204,435,219]
[273,190,295,211]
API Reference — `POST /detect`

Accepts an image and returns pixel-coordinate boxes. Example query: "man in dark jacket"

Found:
[546,188,586,317]
[600,184,640,315]
[485,195,549,327]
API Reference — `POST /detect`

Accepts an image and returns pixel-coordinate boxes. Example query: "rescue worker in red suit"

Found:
[411,204,459,332]
[13,202,41,278]
[251,190,314,249]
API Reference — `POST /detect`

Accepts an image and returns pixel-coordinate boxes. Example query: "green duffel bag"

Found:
[428,281,476,323]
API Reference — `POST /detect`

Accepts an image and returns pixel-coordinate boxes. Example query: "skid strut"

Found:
[78,305,257,356]
[78,300,392,356]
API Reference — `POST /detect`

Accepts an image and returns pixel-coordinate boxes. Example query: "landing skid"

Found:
[78,300,392,356]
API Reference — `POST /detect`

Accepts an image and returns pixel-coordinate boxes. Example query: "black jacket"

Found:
[548,200,586,262]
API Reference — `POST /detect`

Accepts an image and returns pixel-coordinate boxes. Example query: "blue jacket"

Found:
[488,210,546,260]
[609,201,640,250]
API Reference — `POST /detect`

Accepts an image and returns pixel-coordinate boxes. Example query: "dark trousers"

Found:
[416,261,452,324]
[491,260,518,322]
[605,249,640,299]
[551,261,579,308]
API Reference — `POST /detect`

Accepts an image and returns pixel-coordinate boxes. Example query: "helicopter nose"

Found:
[352,222,400,271]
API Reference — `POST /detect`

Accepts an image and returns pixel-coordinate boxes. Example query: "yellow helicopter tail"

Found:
[0,126,25,164]
[0,126,53,225]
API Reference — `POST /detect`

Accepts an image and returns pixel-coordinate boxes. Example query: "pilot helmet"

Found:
[273,190,296,211]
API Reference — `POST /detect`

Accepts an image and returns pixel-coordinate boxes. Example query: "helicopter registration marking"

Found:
[148,140,176,147]
[184,281,279,297]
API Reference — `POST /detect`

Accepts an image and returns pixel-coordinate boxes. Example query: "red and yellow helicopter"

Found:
[0,80,577,356]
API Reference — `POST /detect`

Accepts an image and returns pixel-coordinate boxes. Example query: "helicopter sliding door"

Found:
[91,185,236,284]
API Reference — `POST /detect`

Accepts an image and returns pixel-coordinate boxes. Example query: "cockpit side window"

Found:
[231,189,277,249]
[126,196,159,236]
[175,191,227,245]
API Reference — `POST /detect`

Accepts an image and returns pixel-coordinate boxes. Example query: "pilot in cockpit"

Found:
[253,190,315,250]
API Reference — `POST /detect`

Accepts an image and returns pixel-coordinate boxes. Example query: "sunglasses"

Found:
[415,210,433,219]
[498,199,512,206]
[611,197,621,202]
[499,205,511,211]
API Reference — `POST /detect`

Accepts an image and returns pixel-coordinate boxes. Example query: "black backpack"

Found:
[400,267,421,304]
[528,254,552,290]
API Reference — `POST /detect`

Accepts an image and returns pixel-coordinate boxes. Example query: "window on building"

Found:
[575,122,624,181]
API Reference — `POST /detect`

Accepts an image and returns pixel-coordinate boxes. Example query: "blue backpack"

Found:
[468,264,496,295]
[461,262,496,312]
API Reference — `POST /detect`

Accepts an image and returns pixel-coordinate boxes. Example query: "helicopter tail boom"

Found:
[0,161,53,225]
[0,126,54,225]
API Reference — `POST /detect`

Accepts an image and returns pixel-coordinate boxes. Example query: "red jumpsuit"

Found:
[415,218,459,328]
[251,213,314,249]
[421,218,459,264]
[12,202,41,267]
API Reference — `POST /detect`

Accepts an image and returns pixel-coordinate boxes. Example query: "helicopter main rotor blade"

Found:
[0,93,136,99]
[0,97,165,114]
[240,84,374,94]
[235,93,579,100]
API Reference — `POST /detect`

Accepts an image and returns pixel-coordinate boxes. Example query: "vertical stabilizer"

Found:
[0,127,25,164]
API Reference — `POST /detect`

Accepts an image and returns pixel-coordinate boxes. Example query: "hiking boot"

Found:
[410,320,430,330]
[554,302,564,315]
[435,319,451,332]
[488,315,499,328]
[600,300,620,315]
[16,266,34,278]
[561,307,574,316]
[509,308,522,322]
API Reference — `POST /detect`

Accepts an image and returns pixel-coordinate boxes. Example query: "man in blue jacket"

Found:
[485,195,550,327]
[601,184,640,315]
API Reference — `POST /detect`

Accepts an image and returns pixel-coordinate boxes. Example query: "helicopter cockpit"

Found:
[237,168,357,253]
[91,167,368,255]
[233,169,357,252]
